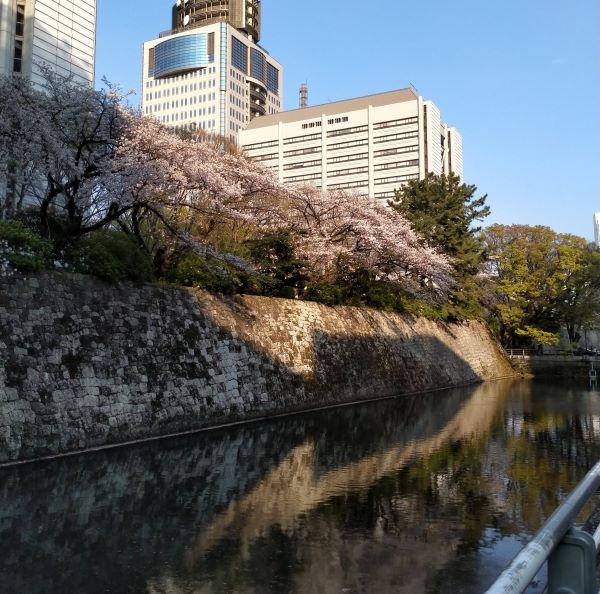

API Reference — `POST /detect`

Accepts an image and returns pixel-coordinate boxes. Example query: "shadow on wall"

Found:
[0,379,516,594]
[0,273,511,462]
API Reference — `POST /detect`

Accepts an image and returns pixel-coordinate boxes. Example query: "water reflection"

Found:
[2,380,600,593]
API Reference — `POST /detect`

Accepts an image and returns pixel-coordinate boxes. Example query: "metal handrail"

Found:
[484,459,600,593]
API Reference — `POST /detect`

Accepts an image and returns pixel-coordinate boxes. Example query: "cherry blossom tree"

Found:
[0,70,452,296]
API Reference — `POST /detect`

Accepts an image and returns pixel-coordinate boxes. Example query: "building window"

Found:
[283,133,321,145]
[373,131,419,144]
[327,152,368,165]
[374,145,419,158]
[328,166,369,178]
[374,173,419,185]
[301,120,322,130]
[13,40,22,73]
[266,63,279,94]
[284,159,321,171]
[15,3,25,37]
[328,138,368,151]
[150,34,211,79]
[244,139,278,150]
[251,152,278,162]
[284,146,320,157]
[327,116,349,125]
[231,36,248,73]
[250,48,266,83]
[373,117,419,130]
[328,180,368,190]
[326,125,368,138]
[374,160,419,171]
[284,172,321,183]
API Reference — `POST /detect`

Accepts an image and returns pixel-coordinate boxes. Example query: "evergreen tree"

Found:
[390,173,490,318]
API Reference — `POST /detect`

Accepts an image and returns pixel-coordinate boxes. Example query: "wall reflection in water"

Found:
[2,379,600,593]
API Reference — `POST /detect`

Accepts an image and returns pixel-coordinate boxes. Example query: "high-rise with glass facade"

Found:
[0,0,96,86]
[142,0,282,142]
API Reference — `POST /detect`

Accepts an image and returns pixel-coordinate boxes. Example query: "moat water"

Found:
[2,379,600,593]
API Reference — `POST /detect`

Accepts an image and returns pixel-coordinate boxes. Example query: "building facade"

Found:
[171,0,260,42]
[240,89,463,202]
[142,0,282,142]
[0,0,96,85]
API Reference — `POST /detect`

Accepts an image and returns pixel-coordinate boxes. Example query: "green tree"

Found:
[390,173,490,318]
[556,243,600,344]
[483,224,600,348]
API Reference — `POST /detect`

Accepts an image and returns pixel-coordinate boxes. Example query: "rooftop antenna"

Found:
[409,81,419,95]
[299,82,308,108]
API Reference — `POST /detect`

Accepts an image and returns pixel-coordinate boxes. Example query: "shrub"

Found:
[304,282,345,307]
[245,233,309,297]
[63,230,154,283]
[0,219,52,273]
[166,251,242,294]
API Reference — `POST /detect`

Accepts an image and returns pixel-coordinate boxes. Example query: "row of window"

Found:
[374,159,419,172]
[374,191,397,199]
[328,180,368,190]
[283,159,321,171]
[283,133,321,145]
[229,107,246,123]
[244,139,278,150]
[284,146,320,157]
[374,145,419,158]
[329,138,368,151]
[247,131,419,154]
[373,131,419,144]
[146,79,216,101]
[374,173,419,185]
[301,116,350,130]
[158,113,217,127]
[327,125,368,138]
[328,152,368,165]
[146,95,217,113]
[284,172,321,183]
[328,166,369,178]
[251,152,278,162]
[146,67,217,88]
[231,36,280,95]
[373,116,418,130]
[12,3,24,73]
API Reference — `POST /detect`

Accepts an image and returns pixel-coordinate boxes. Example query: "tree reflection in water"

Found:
[2,379,600,594]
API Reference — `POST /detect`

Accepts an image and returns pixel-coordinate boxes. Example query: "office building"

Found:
[240,89,463,202]
[594,212,600,247]
[0,0,96,86]
[142,0,283,142]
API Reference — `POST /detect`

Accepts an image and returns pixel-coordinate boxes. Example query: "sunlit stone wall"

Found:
[0,272,514,462]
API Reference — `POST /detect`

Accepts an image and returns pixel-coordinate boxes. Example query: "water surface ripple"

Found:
[2,379,600,593]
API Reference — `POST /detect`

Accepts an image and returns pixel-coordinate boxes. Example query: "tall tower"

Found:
[172,0,260,42]
[142,0,282,143]
[0,0,96,86]
[594,212,600,247]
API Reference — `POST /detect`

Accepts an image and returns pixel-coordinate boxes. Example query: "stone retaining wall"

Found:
[0,272,514,463]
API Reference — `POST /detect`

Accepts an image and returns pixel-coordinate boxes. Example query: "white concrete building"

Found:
[142,1,282,142]
[0,0,96,86]
[240,89,463,202]
[594,212,600,247]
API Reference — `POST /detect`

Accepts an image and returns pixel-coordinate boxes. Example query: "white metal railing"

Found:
[484,459,600,594]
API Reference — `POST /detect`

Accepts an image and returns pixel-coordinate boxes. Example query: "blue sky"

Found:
[96,0,599,241]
